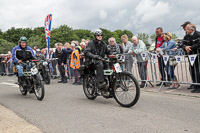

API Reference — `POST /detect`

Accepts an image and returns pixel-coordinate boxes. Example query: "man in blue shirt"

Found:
[12,36,35,86]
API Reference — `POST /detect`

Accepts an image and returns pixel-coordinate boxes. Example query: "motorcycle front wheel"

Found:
[34,75,45,101]
[83,74,97,100]
[43,71,51,84]
[113,71,140,108]
[19,85,27,95]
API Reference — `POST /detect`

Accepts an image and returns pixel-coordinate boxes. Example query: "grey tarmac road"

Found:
[0,76,200,133]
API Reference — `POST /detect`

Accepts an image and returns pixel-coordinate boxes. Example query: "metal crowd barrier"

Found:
[130,48,200,90]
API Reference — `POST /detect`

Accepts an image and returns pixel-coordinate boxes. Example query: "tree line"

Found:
[0,25,178,53]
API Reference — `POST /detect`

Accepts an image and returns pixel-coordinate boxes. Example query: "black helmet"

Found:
[181,21,191,28]
[20,36,27,42]
[94,29,103,36]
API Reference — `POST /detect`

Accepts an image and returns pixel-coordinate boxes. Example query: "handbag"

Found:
[169,56,178,66]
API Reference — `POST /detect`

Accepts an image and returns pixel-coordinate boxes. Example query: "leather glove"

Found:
[93,55,101,60]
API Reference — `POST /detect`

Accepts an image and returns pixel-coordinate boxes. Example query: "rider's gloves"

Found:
[93,55,101,60]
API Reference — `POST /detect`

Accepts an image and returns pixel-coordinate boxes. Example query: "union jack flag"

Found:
[44,14,52,59]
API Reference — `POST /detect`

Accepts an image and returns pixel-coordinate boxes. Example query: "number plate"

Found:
[114,63,122,73]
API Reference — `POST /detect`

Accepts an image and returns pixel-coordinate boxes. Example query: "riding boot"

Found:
[18,76,23,86]
[19,76,27,86]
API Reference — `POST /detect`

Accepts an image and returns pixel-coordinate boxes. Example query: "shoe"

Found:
[140,83,145,88]
[63,80,67,83]
[168,86,177,89]
[164,83,171,87]
[195,89,200,93]
[187,85,195,90]
[98,81,106,89]
[191,89,200,93]
[72,82,77,85]
[156,82,162,86]
[58,81,63,83]
[77,82,82,85]
[175,84,180,89]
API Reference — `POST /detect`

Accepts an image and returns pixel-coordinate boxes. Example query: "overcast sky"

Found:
[0,0,200,37]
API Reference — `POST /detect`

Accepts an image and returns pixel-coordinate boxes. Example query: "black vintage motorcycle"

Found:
[81,54,140,107]
[18,60,45,101]
[37,60,51,84]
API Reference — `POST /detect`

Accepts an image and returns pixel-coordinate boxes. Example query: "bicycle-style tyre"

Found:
[44,71,51,85]
[34,80,45,101]
[83,74,97,100]
[19,85,27,95]
[113,71,140,107]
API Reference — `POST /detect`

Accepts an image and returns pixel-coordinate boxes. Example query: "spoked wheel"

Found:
[19,85,27,95]
[43,71,51,84]
[34,80,45,101]
[113,72,140,107]
[83,75,97,100]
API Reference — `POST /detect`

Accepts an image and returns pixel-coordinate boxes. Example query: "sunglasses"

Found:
[97,34,102,36]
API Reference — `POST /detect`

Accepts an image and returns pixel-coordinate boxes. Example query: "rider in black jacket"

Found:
[84,29,110,89]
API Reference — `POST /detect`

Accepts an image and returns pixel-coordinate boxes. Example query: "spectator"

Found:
[80,42,86,65]
[6,51,14,76]
[0,54,6,76]
[181,23,200,93]
[49,47,58,78]
[55,43,67,83]
[107,37,121,55]
[121,34,133,73]
[157,32,180,89]
[129,36,148,88]
[154,27,169,87]
[33,46,38,55]
[35,49,45,60]
[85,40,90,46]
[70,43,81,85]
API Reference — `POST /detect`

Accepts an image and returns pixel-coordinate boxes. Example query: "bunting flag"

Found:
[163,55,169,65]
[188,54,197,66]
[141,53,147,61]
[175,56,182,63]
[151,53,157,63]
[44,14,52,59]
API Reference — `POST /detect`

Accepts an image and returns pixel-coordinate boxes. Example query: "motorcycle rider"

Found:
[12,36,35,86]
[84,29,111,89]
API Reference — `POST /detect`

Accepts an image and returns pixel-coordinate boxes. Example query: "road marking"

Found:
[0,82,19,88]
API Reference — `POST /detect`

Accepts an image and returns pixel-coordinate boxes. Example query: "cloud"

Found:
[99,10,107,20]
[135,0,170,23]
[0,0,200,38]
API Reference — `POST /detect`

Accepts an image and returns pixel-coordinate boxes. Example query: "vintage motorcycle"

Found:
[18,60,45,101]
[37,60,51,84]
[81,54,140,108]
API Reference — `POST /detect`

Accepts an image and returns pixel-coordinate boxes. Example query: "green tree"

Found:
[0,39,15,53]
[100,28,113,44]
[137,33,149,46]
[172,33,178,41]
[51,25,79,47]
[150,33,156,43]
[73,29,93,42]
[0,29,3,39]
